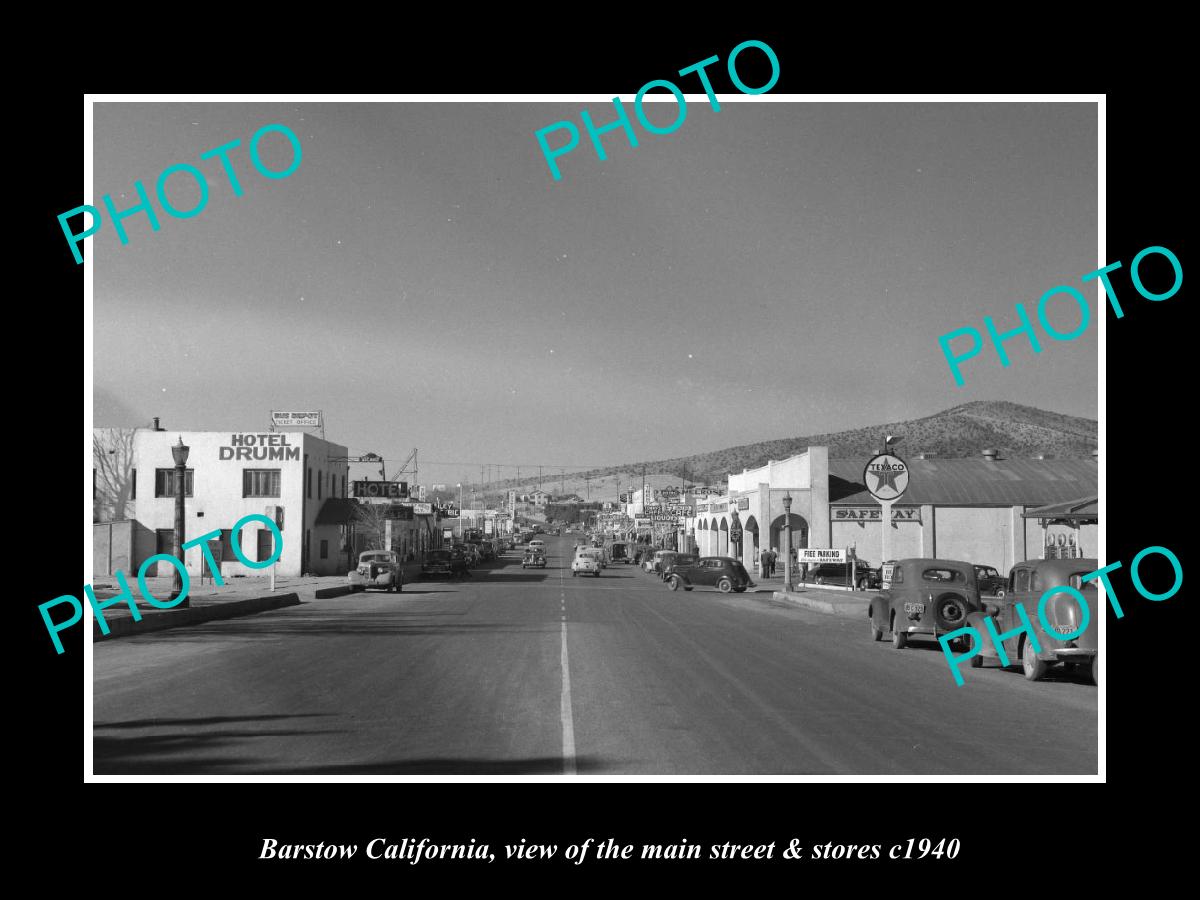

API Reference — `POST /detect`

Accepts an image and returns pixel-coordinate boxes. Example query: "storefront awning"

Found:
[1022,496,1097,522]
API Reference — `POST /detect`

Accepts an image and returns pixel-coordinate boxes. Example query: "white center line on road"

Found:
[558,559,576,775]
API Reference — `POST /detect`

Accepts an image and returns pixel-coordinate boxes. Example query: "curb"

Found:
[314,584,357,599]
[93,592,301,640]
[772,590,870,620]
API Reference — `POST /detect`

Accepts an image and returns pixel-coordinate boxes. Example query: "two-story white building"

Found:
[93,425,351,578]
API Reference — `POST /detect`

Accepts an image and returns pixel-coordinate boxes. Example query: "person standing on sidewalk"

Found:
[761,546,772,578]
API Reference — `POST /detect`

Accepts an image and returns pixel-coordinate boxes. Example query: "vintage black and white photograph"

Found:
[85,95,1101,777]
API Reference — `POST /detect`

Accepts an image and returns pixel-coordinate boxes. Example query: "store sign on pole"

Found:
[353,481,407,499]
[863,454,909,502]
[799,548,846,563]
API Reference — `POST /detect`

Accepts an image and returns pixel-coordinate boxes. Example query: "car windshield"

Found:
[673,555,697,566]
[362,554,391,563]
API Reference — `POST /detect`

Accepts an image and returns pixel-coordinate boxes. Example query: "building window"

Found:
[130,469,136,500]
[320,539,328,559]
[341,474,346,498]
[155,528,175,555]
[243,469,281,498]
[318,469,323,500]
[219,529,236,562]
[155,468,194,497]
[307,466,312,499]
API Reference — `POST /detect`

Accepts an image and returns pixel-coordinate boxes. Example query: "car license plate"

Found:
[904,602,924,615]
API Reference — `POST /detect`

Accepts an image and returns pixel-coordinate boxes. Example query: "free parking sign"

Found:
[864,453,909,502]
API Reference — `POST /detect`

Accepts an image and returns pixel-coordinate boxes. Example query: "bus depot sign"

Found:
[271,411,321,427]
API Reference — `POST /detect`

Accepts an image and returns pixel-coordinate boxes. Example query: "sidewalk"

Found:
[88,573,357,640]
[88,560,467,641]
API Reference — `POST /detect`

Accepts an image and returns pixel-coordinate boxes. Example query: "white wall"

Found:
[124,430,347,578]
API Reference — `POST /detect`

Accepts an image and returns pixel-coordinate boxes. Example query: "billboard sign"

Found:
[270,411,321,427]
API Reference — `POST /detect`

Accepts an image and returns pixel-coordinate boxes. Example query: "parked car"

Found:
[667,556,755,593]
[347,550,402,592]
[446,546,472,577]
[452,543,477,566]
[522,549,547,569]
[572,549,602,577]
[808,560,877,590]
[422,549,461,578]
[965,557,1098,684]
[973,564,1007,597]
[660,552,699,582]
[868,558,981,649]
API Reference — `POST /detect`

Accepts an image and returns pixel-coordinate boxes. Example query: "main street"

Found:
[93,535,1097,774]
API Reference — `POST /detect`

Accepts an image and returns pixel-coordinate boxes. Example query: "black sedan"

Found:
[666,557,755,593]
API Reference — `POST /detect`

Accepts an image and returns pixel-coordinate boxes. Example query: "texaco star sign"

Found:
[863,453,910,502]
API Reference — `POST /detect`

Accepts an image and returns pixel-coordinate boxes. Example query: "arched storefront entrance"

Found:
[744,515,760,571]
[769,513,808,558]
[719,518,729,556]
[709,519,718,556]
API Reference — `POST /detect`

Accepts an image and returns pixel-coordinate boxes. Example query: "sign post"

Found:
[863,452,910,565]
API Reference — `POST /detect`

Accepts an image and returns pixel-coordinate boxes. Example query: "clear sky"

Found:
[93,100,1097,486]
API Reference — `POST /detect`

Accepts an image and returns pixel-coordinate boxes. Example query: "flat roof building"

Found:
[94,425,350,578]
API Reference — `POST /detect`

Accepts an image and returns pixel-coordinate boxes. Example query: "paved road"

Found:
[93,535,1097,774]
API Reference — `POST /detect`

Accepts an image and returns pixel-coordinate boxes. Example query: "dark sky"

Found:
[93,100,1097,486]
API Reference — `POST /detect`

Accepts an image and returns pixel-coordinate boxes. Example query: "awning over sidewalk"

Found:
[1021,496,1097,522]
[315,497,359,526]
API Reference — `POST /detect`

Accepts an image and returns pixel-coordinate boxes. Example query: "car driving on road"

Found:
[523,549,547,569]
[666,556,755,593]
[348,550,402,593]
[572,549,602,577]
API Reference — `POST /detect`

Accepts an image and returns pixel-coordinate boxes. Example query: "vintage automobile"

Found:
[667,556,755,593]
[808,560,877,590]
[347,550,403,592]
[475,541,495,562]
[572,549,602,577]
[660,552,699,582]
[645,549,674,574]
[965,557,1098,684]
[868,558,982,649]
[528,539,546,553]
[522,549,547,569]
[608,541,632,564]
[422,548,468,578]
[973,564,1007,598]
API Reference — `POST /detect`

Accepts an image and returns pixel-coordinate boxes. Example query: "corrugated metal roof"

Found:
[829,457,1097,506]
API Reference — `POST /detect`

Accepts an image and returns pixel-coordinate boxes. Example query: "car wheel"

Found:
[815,576,825,586]
[669,575,681,591]
[1022,637,1047,681]
[717,577,733,593]
[870,619,883,642]
[892,625,907,649]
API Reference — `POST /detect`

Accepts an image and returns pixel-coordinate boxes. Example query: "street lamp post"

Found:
[457,483,463,539]
[782,492,794,593]
[171,436,190,606]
